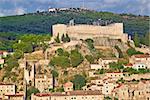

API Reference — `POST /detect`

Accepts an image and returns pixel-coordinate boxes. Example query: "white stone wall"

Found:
[52,23,128,43]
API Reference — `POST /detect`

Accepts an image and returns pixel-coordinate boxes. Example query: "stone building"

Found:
[98,58,118,69]
[112,80,150,100]
[5,93,24,100]
[129,54,150,69]
[63,82,73,92]
[31,90,104,100]
[35,75,53,92]
[52,23,128,44]
[0,83,16,99]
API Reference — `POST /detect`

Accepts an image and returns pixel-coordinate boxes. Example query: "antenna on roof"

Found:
[82,0,85,9]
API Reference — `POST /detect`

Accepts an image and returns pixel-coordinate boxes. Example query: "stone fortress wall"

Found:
[52,23,128,43]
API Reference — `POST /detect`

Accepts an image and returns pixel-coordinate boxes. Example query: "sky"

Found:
[0,0,149,16]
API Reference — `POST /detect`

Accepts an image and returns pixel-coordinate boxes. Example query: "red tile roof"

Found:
[68,90,102,95]
[63,82,73,87]
[0,83,14,85]
[133,54,150,58]
[35,93,52,97]
[5,94,24,97]
[124,63,133,66]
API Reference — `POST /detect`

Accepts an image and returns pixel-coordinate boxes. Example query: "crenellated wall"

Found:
[52,23,128,43]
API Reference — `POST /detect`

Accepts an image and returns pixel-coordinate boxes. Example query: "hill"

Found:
[0,9,149,35]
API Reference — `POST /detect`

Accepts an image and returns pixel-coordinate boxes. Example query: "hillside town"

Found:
[0,20,150,100]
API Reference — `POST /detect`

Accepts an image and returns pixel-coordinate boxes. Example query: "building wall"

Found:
[31,95,104,100]
[8,96,24,100]
[0,84,15,99]
[52,23,128,43]
[35,75,53,92]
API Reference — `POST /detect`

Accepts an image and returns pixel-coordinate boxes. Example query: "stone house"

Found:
[98,58,118,69]
[129,54,150,69]
[63,82,73,92]
[5,93,24,100]
[0,83,16,99]
[31,90,104,100]
[35,75,53,92]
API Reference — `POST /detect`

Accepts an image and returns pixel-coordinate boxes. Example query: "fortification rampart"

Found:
[52,23,128,43]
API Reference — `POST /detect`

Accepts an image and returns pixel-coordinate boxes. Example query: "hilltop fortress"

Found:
[52,22,128,45]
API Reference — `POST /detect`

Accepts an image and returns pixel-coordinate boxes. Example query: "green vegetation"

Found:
[105,96,112,100]
[85,55,94,64]
[85,38,102,60]
[54,33,60,43]
[140,32,150,46]
[98,69,106,74]
[51,56,70,68]
[133,33,140,47]
[70,49,84,67]
[0,10,149,36]
[61,34,70,43]
[0,10,149,46]
[123,68,150,74]
[117,78,125,83]
[72,74,86,90]
[27,87,40,100]
[51,70,59,78]
[127,47,143,56]
[115,46,123,58]
[109,62,124,70]
[51,48,83,68]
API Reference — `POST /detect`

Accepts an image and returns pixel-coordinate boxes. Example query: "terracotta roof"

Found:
[133,54,150,58]
[5,94,24,97]
[101,57,118,60]
[35,90,103,97]
[107,72,122,74]
[0,83,14,85]
[63,82,73,87]
[35,93,52,97]
[68,90,102,95]
[0,51,7,54]
[124,63,133,66]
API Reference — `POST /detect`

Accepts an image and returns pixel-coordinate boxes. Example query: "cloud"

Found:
[0,0,149,16]
[0,7,26,16]
[15,7,26,15]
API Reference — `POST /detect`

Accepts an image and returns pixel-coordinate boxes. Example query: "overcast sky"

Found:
[0,0,149,16]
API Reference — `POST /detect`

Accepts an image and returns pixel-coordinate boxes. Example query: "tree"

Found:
[65,34,70,42]
[98,69,105,74]
[54,33,60,43]
[27,87,40,100]
[56,48,64,56]
[70,49,84,67]
[85,55,94,64]
[109,62,124,70]
[115,45,123,58]
[51,70,59,78]
[127,48,143,56]
[61,34,65,42]
[5,56,19,72]
[85,38,94,50]
[13,42,33,53]
[133,33,140,47]
[13,50,24,59]
[51,56,70,68]
[72,74,86,90]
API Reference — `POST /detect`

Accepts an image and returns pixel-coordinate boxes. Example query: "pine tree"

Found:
[133,33,140,47]
[54,33,60,43]
[61,34,65,42]
[65,34,70,42]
